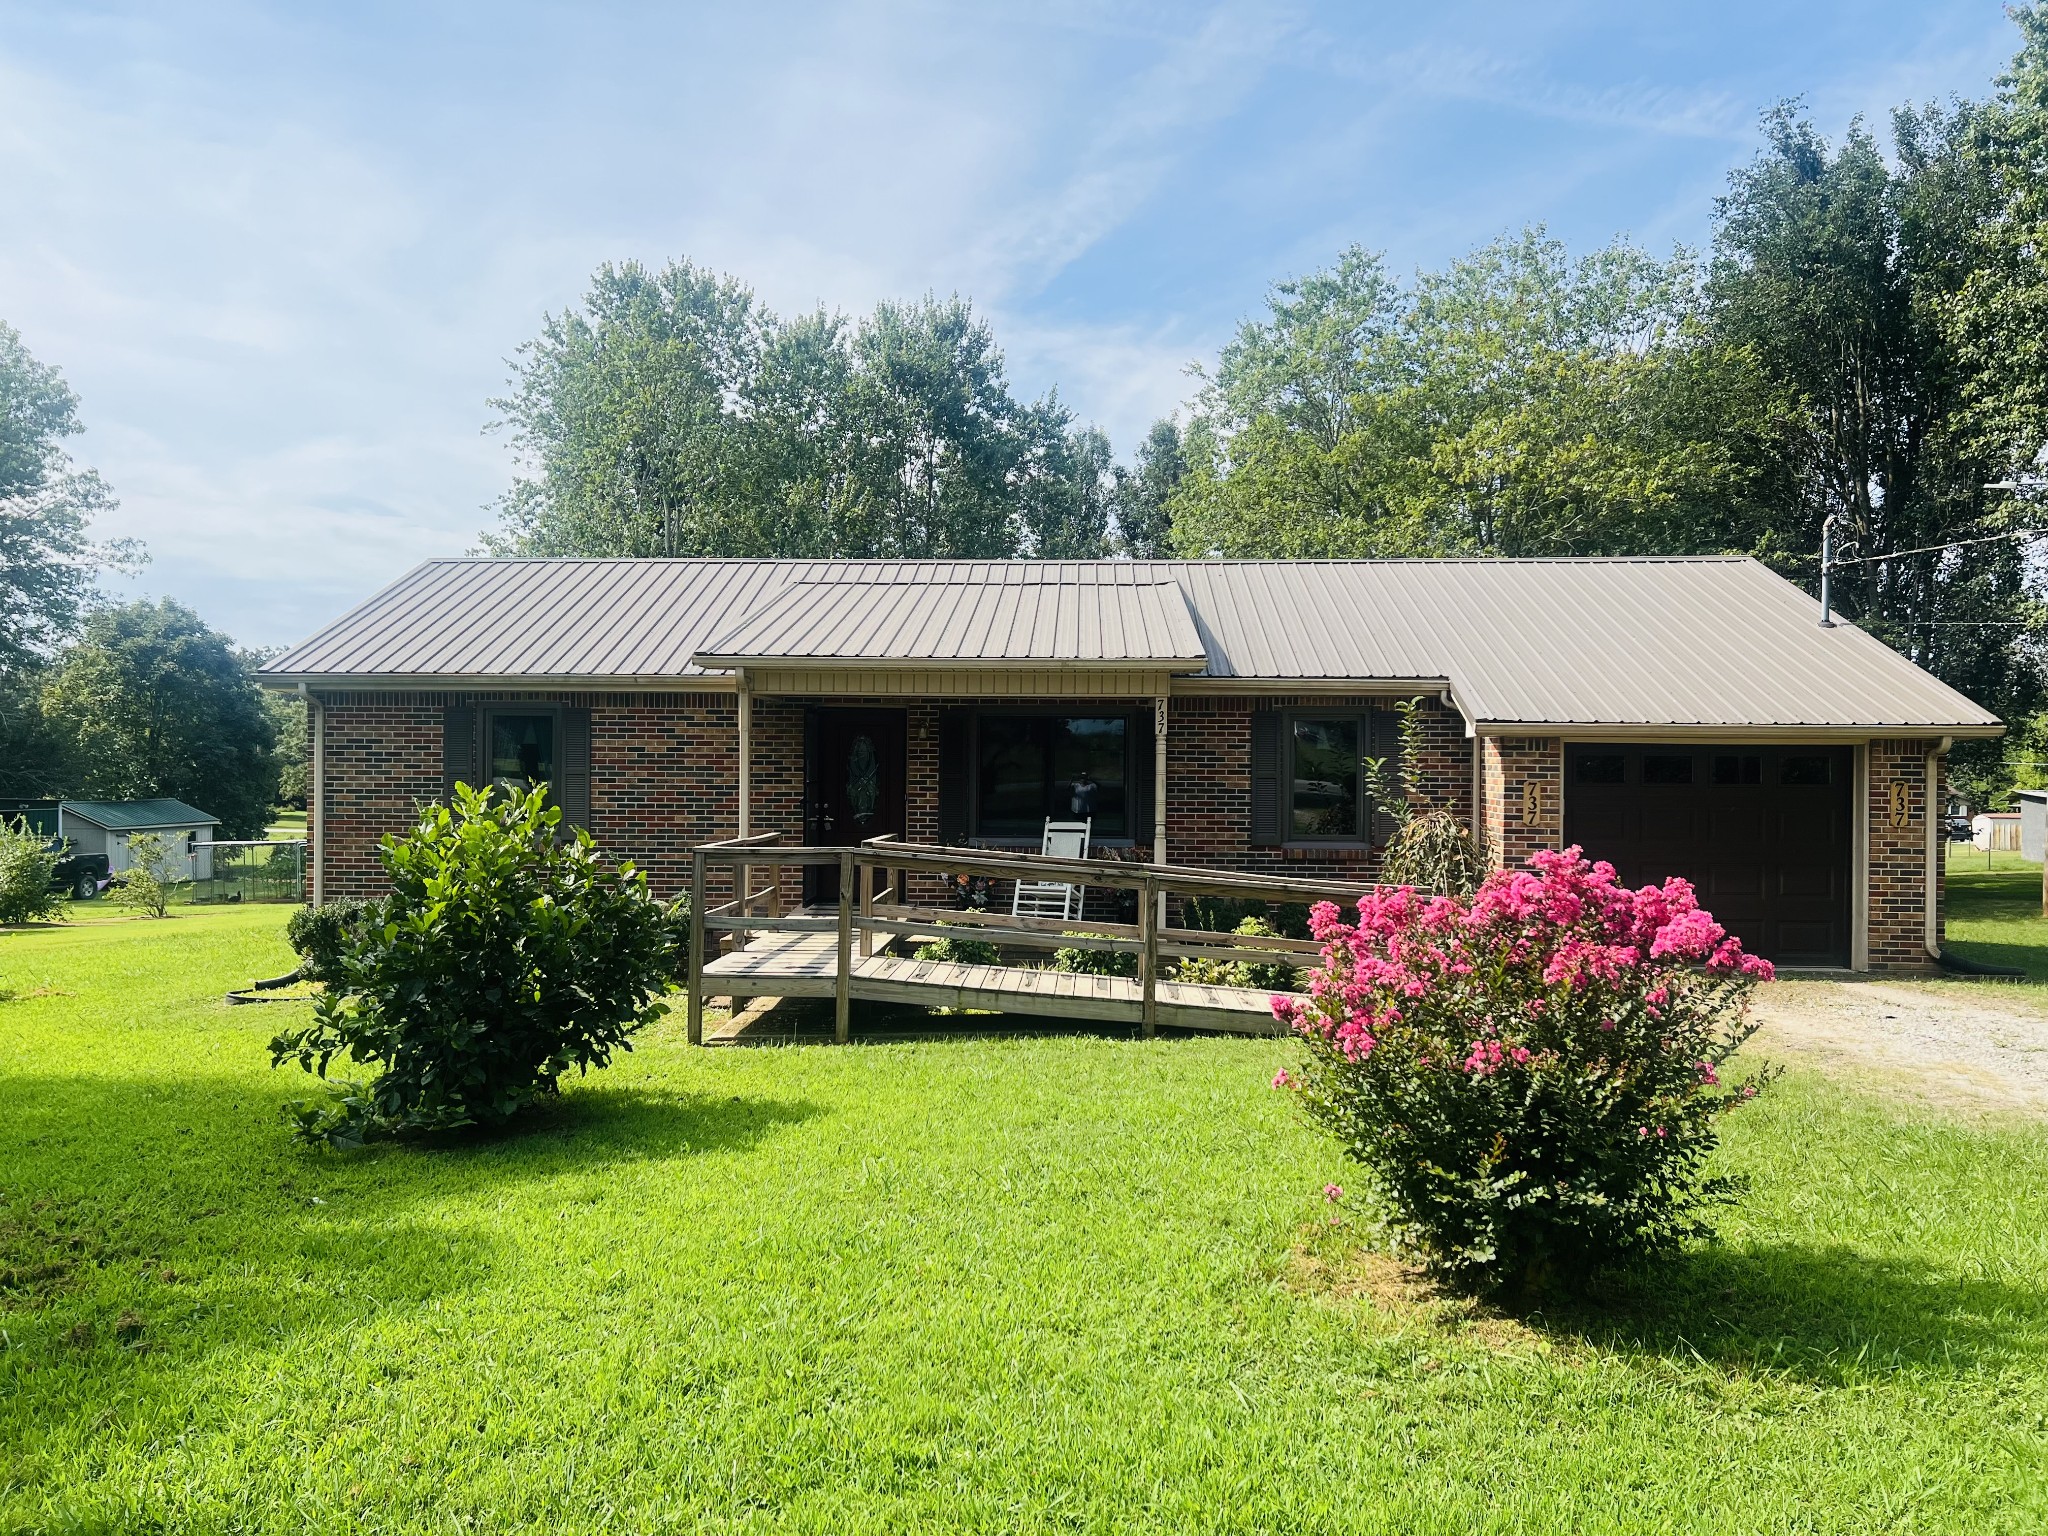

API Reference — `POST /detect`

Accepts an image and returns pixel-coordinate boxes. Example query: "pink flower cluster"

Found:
[1275,845,1773,1076]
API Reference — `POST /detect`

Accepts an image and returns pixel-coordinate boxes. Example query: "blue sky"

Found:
[0,0,2024,648]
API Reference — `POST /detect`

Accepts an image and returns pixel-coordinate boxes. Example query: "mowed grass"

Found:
[3,910,2047,1534]
[1944,847,2048,981]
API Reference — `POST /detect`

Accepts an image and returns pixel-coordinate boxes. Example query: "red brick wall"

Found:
[1479,735,1563,869]
[1162,694,1471,885]
[309,691,1948,974]
[311,689,1480,907]
[1867,739,1939,973]
[313,690,743,904]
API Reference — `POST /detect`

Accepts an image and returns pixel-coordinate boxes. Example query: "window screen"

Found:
[1291,717,1361,839]
[489,713,557,795]
[975,715,1128,837]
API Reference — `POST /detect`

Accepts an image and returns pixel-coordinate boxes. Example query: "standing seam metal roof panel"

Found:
[258,557,2002,730]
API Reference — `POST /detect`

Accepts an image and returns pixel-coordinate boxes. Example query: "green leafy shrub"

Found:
[1378,809,1489,895]
[114,833,183,918]
[1050,933,1138,978]
[0,818,62,925]
[269,784,687,1146]
[1181,894,1313,941]
[1175,916,1298,991]
[1364,697,1490,895]
[915,923,1000,966]
[1278,848,1776,1295]
[284,898,383,982]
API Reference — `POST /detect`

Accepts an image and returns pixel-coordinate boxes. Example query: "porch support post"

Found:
[1153,694,1169,928]
[835,849,855,1044]
[736,671,751,930]
[736,671,752,839]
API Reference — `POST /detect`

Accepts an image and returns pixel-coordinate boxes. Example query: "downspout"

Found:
[1925,735,1951,964]
[1154,693,1170,928]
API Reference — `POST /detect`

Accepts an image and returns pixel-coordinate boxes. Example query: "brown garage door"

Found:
[1562,744,1853,969]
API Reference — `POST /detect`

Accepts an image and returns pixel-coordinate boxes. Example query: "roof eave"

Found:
[1473,720,2006,740]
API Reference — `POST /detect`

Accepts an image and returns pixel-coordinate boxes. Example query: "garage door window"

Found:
[1713,754,1761,784]
[1577,754,1624,784]
[1643,754,1693,785]
[1781,756,1832,785]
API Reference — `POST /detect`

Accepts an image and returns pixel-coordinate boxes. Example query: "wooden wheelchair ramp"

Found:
[687,835,1384,1043]
[702,927,1291,1035]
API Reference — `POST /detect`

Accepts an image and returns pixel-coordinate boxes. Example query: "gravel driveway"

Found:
[1749,978,2048,1115]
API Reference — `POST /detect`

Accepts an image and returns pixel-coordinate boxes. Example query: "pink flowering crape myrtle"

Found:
[1274,846,1778,1294]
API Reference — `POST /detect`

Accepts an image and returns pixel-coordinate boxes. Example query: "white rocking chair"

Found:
[1012,818,1091,922]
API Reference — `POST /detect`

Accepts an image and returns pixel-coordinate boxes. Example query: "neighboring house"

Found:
[259,557,2004,973]
[2018,789,2047,863]
[48,800,220,879]
[1975,811,2025,853]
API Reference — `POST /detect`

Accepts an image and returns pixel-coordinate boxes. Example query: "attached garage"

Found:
[1563,744,1854,968]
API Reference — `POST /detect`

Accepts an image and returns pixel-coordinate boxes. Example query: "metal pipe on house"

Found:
[1818,514,1837,628]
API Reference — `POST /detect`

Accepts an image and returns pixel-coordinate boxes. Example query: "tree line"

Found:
[488,11,2048,803]
[4,11,2046,820]
[0,322,293,838]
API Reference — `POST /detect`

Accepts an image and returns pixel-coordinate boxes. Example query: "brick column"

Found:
[1866,738,1940,974]
[1479,735,1563,870]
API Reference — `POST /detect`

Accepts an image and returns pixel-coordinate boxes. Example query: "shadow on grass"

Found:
[2,1074,823,1380]
[1525,1242,2048,1384]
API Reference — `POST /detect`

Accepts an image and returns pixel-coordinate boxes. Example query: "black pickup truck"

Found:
[46,841,112,900]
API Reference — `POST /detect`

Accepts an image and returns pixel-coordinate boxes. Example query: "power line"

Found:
[1792,525,2048,568]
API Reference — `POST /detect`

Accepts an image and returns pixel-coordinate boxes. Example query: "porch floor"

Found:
[699,926,1291,1036]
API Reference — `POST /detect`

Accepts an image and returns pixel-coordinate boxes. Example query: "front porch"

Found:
[686,835,1380,1042]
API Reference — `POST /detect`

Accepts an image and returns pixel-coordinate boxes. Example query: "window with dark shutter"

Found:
[557,707,592,831]
[937,708,971,843]
[1368,707,1403,847]
[442,704,477,803]
[1249,710,1282,846]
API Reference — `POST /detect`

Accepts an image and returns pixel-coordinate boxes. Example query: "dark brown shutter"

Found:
[441,705,477,804]
[558,707,592,833]
[938,708,971,843]
[1368,708,1403,846]
[1250,710,1282,847]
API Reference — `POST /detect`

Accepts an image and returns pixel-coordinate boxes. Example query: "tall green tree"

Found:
[1948,5,2048,482]
[1169,235,1778,561]
[41,600,280,837]
[486,262,1121,562]
[1708,101,2044,733]
[485,260,762,557]
[0,322,142,672]
[1114,418,1186,557]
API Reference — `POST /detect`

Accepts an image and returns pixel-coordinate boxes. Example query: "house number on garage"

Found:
[1888,782,1911,829]
[1521,781,1549,826]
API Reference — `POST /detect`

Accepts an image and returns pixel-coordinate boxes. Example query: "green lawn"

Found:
[1944,848,2048,980]
[3,909,2046,1534]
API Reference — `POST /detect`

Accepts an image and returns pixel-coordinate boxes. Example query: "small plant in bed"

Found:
[1276,846,1777,1296]
[269,783,687,1146]
[1175,916,1298,991]
[1049,934,1138,978]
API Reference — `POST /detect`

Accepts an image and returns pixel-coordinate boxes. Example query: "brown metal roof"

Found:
[694,568,1207,668]
[259,557,2003,733]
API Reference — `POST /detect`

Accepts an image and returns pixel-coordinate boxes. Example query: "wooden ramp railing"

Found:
[685,834,1387,1045]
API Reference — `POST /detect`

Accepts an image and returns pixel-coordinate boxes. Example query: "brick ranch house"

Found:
[259,557,2002,974]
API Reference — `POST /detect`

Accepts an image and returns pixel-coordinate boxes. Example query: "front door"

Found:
[807,708,907,904]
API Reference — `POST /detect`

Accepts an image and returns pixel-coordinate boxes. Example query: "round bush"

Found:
[270,784,687,1145]
[1275,846,1777,1294]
